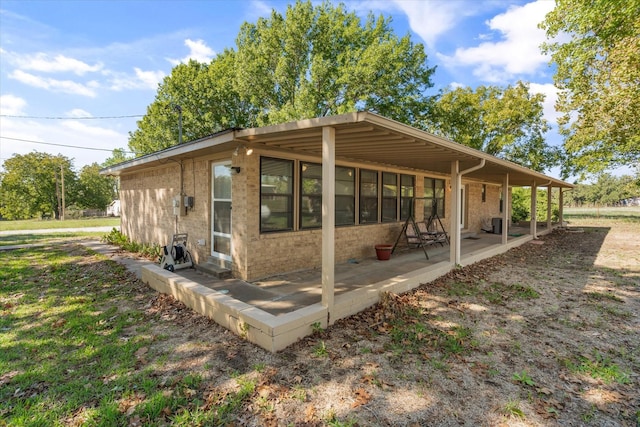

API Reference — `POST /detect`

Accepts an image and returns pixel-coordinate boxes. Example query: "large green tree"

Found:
[425,82,558,172]
[540,0,640,174]
[129,0,435,155]
[76,163,118,210]
[0,152,76,220]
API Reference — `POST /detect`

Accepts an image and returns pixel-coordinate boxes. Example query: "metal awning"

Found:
[102,111,574,188]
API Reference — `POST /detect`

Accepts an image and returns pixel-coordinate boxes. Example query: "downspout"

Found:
[451,159,486,265]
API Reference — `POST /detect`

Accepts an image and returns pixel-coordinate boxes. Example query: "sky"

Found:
[0,0,566,176]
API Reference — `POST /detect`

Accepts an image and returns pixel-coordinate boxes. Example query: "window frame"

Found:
[359,169,379,224]
[260,157,294,233]
[424,177,446,219]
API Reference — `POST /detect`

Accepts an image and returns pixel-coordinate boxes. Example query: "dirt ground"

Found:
[123,218,640,426]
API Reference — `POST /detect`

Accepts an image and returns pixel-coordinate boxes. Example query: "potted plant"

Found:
[375,244,393,261]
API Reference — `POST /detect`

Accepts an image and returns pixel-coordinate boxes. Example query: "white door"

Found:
[211,163,232,262]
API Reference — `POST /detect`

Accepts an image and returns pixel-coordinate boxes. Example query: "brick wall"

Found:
[119,147,509,282]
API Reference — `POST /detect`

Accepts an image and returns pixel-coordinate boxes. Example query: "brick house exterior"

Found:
[104,112,568,282]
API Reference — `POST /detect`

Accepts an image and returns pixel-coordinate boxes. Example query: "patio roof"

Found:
[102,112,574,188]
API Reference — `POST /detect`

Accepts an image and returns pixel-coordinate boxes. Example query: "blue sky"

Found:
[1,0,563,174]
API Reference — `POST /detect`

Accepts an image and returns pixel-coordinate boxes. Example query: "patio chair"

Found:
[404,221,435,258]
[418,219,449,246]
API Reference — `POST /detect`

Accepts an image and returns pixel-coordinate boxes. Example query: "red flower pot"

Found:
[375,244,393,261]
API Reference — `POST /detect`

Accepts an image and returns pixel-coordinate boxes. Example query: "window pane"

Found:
[382,172,397,222]
[400,174,414,219]
[261,158,293,232]
[424,178,434,198]
[336,166,355,225]
[301,162,322,229]
[213,165,232,199]
[360,169,378,223]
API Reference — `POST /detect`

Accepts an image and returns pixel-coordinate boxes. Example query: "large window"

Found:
[400,174,415,220]
[260,158,293,232]
[382,172,398,222]
[300,162,322,228]
[336,166,355,226]
[424,177,445,218]
[300,163,355,229]
[359,169,378,223]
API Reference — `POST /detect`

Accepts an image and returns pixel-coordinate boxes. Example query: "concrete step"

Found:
[196,262,232,279]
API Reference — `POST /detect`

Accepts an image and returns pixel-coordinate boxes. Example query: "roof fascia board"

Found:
[101,130,237,175]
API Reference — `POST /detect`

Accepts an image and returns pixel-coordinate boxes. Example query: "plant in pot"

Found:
[375,244,393,261]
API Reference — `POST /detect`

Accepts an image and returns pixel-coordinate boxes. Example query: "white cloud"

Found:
[135,68,165,89]
[437,1,555,83]
[529,82,560,124]
[107,68,165,91]
[66,108,93,118]
[167,38,215,65]
[7,51,103,75]
[0,115,129,168]
[390,0,484,49]
[9,70,99,97]
[0,94,27,115]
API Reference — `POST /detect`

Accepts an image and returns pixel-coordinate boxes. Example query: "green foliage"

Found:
[101,228,161,260]
[512,370,536,387]
[0,152,77,220]
[566,352,631,385]
[426,82,558,172]
[511,187,561,223]
[128,0,435,155]
[76,163,118,210]
[564,173,639,207]
[541,0,640,175]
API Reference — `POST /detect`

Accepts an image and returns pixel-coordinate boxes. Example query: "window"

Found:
[300,162,322,229]
[482,184,487,203]
[260,158,293,232]
[400,174,415,220]
[336,166,355,226]
[381,172,398,222]
[360,169,378,223]
[424,177,445,218]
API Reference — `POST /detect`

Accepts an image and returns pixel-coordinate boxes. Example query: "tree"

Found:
[540,0,640,175]
[103,148,133,167]
[129,0,435,155]
[77,163,117,210]
[425,82,558,172]
[0,152,76,220]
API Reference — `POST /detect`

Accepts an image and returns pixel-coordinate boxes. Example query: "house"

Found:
[106,199,121,217]
[102,112,573,351]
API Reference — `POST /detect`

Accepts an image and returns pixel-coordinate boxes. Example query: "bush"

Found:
[101,228,161,261]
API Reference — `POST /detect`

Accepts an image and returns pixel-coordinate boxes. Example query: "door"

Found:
[211,163,232,262]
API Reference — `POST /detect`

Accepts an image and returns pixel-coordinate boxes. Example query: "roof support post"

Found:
[530,181,538,239]
[502,174,509,245]
[547,186,553,230]
[449,161,461,265]
[321,126,335,324]
[559,189,565,226]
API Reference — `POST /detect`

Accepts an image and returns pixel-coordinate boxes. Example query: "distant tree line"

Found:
[0,152,119,220]
[563,173,640,207]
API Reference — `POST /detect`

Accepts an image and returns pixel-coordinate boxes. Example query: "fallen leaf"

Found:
[352,388,371,408]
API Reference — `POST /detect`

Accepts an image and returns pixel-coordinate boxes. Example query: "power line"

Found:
[0,136,133,153]
[0,114,143,120]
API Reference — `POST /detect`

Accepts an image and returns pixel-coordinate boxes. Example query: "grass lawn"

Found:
[564,206,640,220]
[1,219,638,425]
[0,217,120,232]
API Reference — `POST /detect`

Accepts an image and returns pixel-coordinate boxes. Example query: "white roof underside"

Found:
[102,112,573,188]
